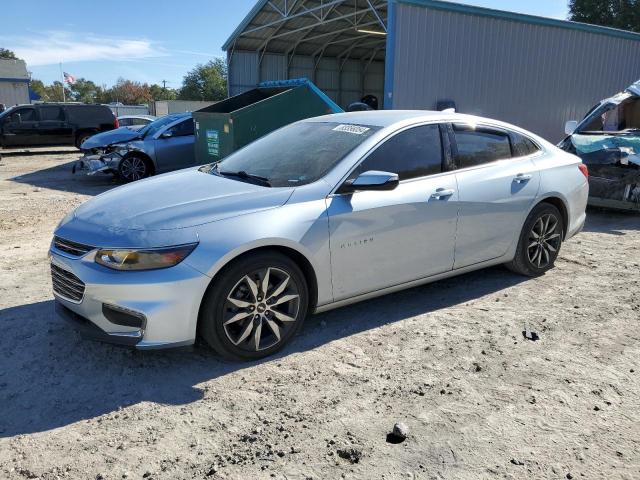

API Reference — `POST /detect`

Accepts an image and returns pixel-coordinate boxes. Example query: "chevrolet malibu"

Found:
[50,111,589,360]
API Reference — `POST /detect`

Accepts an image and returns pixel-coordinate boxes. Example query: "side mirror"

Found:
[342,170,399,193]
[160,131,173,139]
[565,120,578,136]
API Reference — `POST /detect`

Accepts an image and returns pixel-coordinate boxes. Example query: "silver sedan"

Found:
[50,111,589,360]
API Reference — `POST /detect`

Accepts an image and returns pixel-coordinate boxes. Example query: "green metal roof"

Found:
[396,0,640,42]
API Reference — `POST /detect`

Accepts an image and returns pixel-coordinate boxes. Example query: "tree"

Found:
[0,48,18,60]
[179,58,227,101]
[68,78,102,103]
[149,83,178,101]
[569,0,640,33]
[106,78,153,104]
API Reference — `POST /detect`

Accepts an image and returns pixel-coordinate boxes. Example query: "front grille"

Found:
[53,236,94,257]
[51,263,86,303]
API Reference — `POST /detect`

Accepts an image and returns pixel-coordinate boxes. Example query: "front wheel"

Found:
[506,203,564,277]
[118,155,150,183]
[199,251,309,361]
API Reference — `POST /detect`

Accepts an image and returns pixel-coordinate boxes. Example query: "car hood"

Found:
[81,127,142,150]
[71,168,294,231]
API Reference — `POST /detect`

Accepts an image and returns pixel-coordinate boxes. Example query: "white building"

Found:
[0,58,30,107]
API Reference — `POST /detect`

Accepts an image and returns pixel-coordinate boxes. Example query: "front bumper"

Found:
[73,153,122,176]
[50,248,211,349]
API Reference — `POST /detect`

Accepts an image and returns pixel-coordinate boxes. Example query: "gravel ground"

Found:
[0,148,639,480]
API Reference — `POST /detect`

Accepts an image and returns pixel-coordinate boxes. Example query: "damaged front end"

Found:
[73,144,131,176]
[560,80,640,211]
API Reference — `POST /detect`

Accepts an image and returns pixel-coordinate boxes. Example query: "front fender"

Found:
[183,199,333,307]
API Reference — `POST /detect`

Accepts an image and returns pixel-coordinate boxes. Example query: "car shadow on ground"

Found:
[9,159,118,196]
[0,266,525,438]
[1,149,79,157]
[583,207,640,235]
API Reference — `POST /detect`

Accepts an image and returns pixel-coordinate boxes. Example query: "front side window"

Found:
[347,124,443,182]
[10,108,36,122]
[453,124,512,168]
[213,122,381,187]
[167,119,194,137]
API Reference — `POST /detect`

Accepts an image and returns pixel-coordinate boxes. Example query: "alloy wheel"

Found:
[527,213,561,269]
[223,267,300,352]
[120,157,147,181]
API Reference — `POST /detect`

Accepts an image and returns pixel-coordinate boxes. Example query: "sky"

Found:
[1,0,569,88]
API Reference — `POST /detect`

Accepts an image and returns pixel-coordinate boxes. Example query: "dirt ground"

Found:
[0,148,639,480]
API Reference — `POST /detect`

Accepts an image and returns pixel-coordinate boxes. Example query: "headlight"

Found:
[95,243,198,271]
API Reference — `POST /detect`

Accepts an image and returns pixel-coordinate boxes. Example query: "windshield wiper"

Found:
[218,169,271,187]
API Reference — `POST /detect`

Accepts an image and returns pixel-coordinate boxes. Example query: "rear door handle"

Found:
[514,173,533,183]
[430,188,455,200]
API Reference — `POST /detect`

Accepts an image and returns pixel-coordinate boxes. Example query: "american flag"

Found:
[63,72,76,84]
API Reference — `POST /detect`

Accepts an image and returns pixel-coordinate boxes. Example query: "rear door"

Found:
[37,105,72,145]
[327,124,459,300]
[2,107,39,146]
[153,119,195,172]
[450,123,541,269]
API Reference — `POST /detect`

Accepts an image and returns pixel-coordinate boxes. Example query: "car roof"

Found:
[117,115,156,120]
[303,110,547,142]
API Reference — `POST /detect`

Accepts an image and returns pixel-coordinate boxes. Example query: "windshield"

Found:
[0,106,16,120]
[138,115,188,138]
[213,121,380,187]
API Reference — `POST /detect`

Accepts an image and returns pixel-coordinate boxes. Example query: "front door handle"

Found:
[431,188,455,200]
[514,173,533,183]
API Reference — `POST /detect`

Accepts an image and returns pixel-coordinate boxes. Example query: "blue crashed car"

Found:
[75,113,195,182]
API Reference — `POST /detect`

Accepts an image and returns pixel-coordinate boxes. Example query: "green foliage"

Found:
[0,48,18,60]
[68,78,101,103]
[149,83,178,101]
[568,0,640,32]
[27,56,229,105]
[178,58,227,101]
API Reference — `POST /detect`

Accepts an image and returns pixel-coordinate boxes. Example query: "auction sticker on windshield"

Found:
[333,124,371,135]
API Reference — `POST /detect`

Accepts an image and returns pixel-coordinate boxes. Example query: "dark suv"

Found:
[0,103,118,149]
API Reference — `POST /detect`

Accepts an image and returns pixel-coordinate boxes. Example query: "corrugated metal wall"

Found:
[391,3,640,141]
[228,50,385,109]
[0,82,29,106]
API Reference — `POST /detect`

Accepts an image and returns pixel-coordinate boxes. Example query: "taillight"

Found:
[113,118,119,129]
[578,164,588,179]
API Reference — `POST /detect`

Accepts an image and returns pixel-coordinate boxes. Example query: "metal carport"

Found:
[224,0,640,141]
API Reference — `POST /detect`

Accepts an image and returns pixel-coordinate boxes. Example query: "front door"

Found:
[154,119,195,172]
[450,123,541,269]
[2,107,39,147]
[327,124,459,301]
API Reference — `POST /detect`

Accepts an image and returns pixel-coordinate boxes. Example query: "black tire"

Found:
[506,202,564,277]
[199,251,309,361]
[117,155,151,183]
[75,132,95,149]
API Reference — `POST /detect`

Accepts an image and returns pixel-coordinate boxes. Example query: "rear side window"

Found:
[511,132,540,157]
[66,106,115,124]
[39,106,64,121]
[350,124,443,181]
[452,124,511,168]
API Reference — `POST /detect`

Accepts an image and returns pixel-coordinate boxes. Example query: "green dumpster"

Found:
[193,78,343,164]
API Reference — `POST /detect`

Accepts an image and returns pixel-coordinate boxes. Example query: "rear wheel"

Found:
[118,155,151,183]
[199,251,308,361]
[506,202,564,277]
[75,132,95,149]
